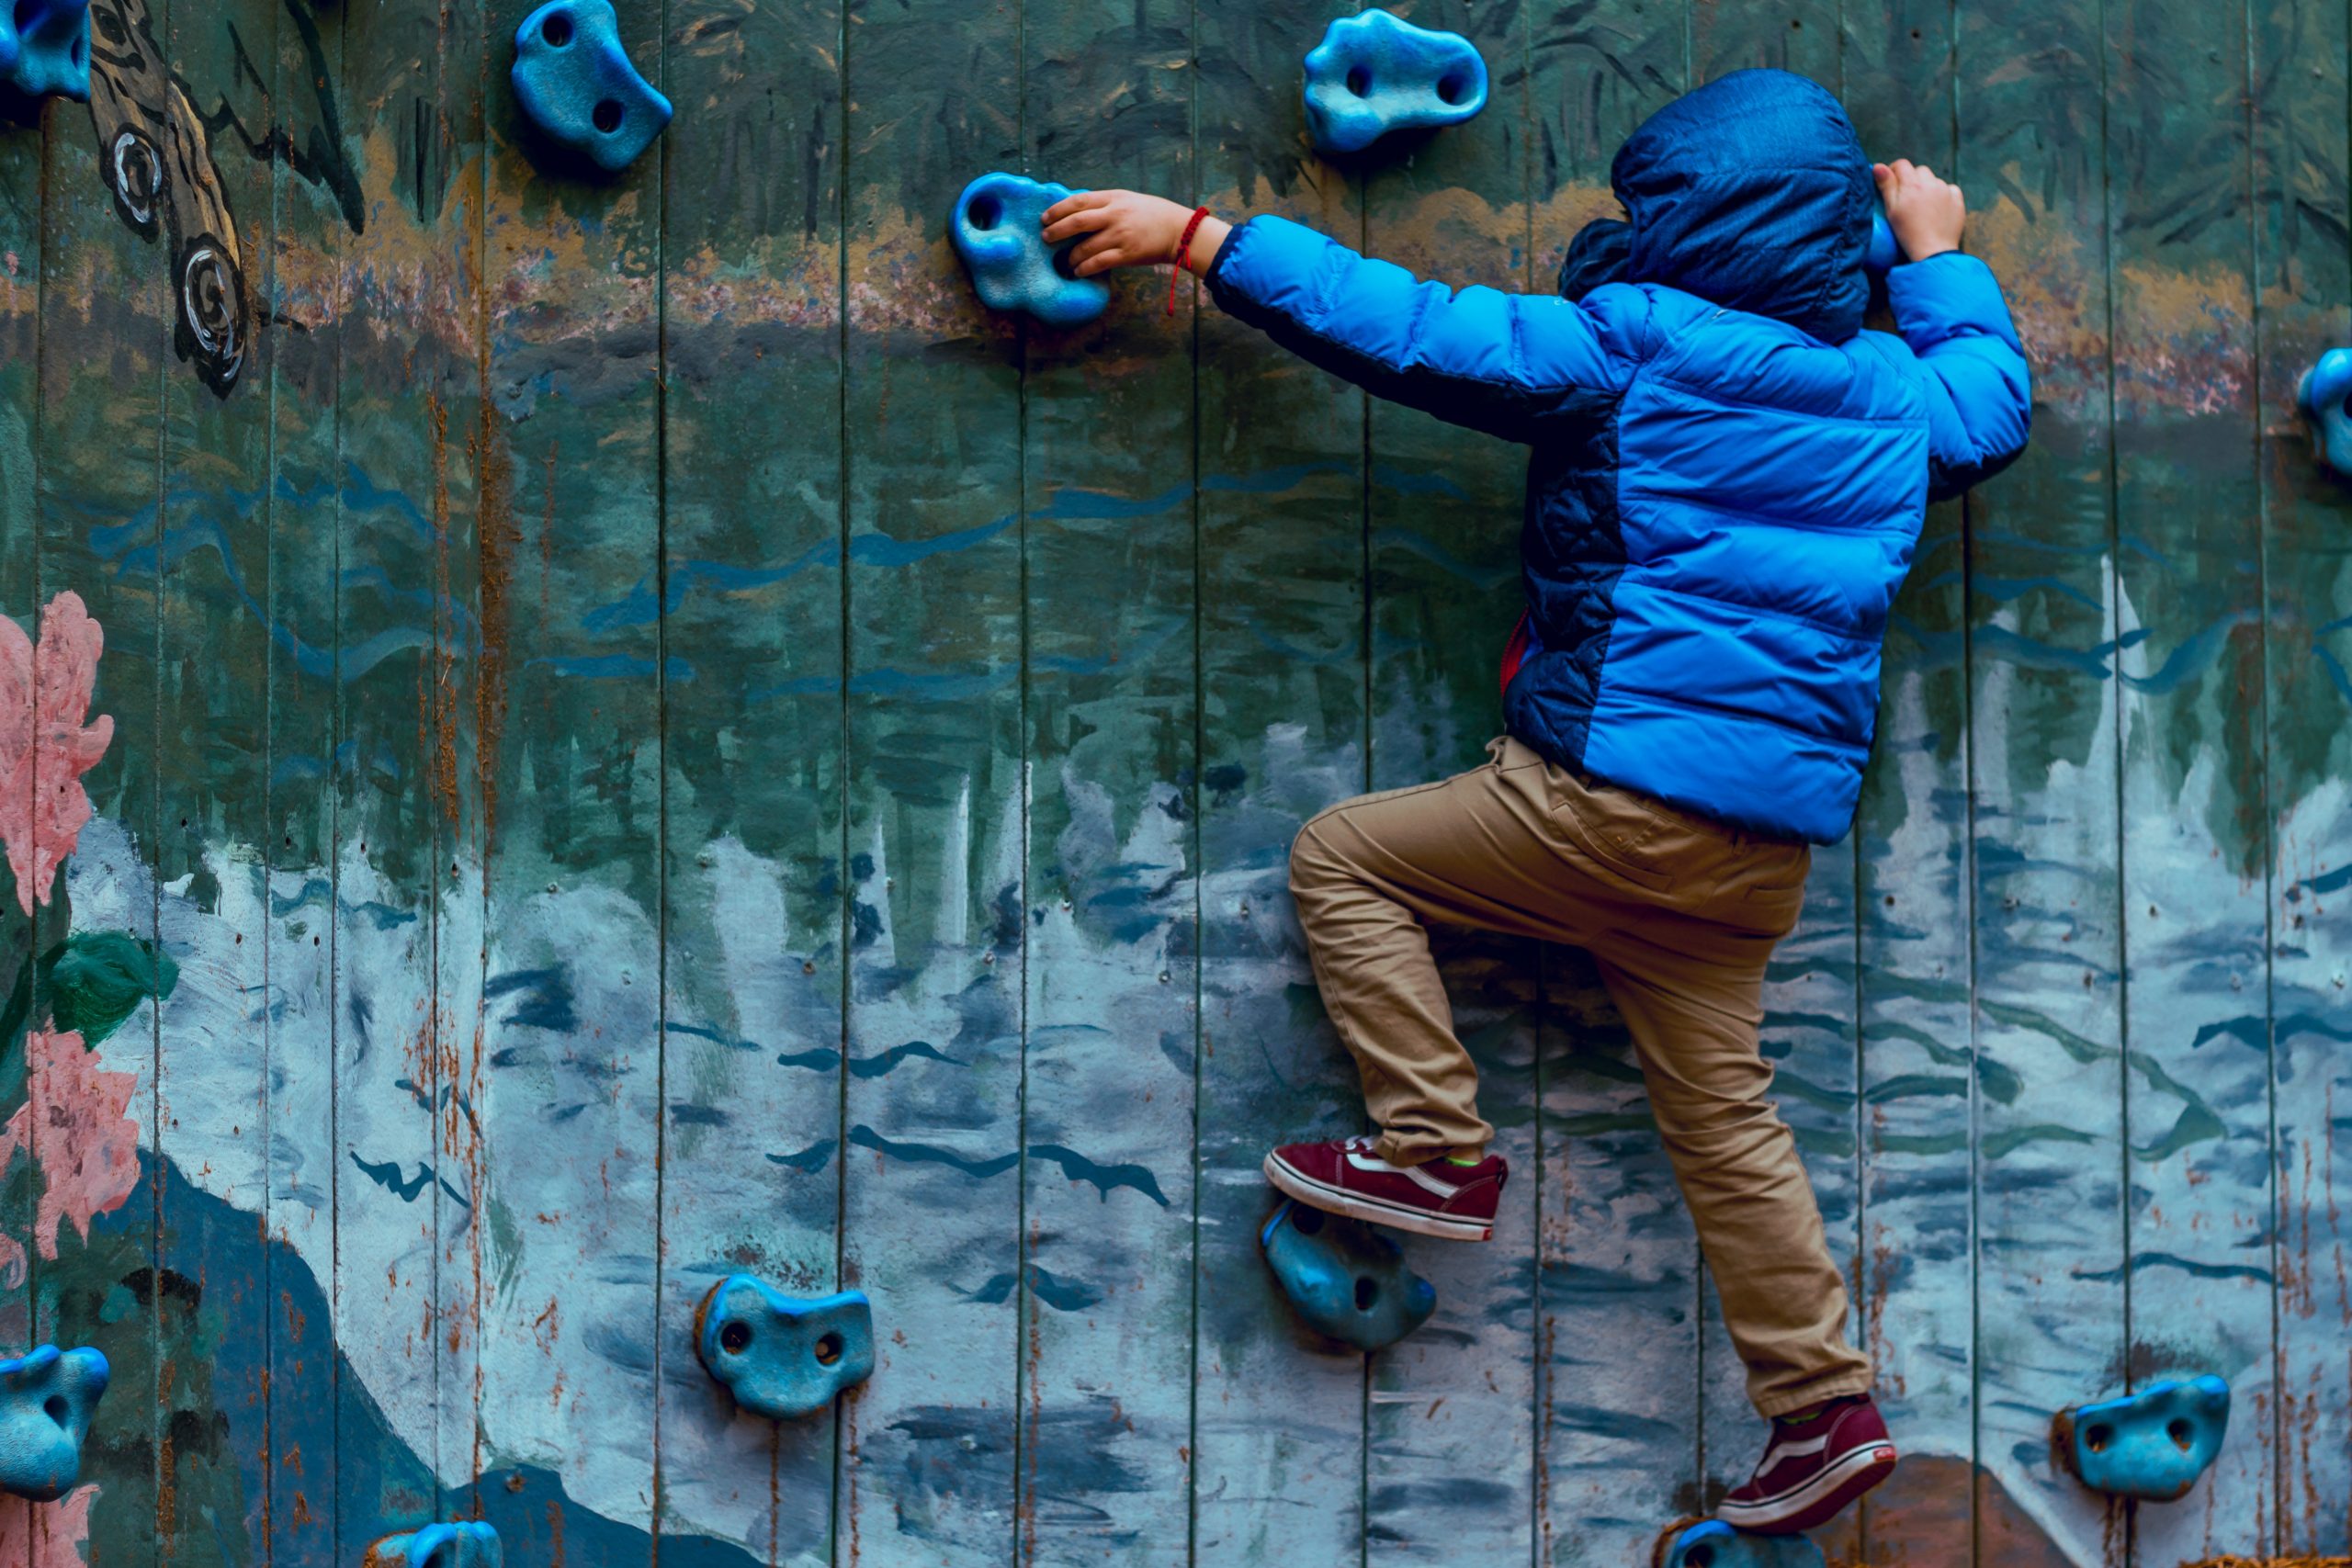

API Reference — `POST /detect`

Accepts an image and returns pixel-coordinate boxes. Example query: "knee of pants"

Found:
[1289,815,1353,900]
[1658,1099,1802,1182]
[1648,1074,1787,1153]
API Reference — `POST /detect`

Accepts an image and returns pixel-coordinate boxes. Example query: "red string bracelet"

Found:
[1168,206,1213,317]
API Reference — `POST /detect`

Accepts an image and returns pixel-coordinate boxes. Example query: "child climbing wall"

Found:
[1043,66,2030,1539]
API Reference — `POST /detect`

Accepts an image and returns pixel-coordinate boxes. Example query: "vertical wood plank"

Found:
[2106,5,2275,1562]
[473,0,663,1551]
[1189,0,1370,1557]
[153,1,281,1555]
[0,49,41,1559]
[1690,0,1834,78]
[1524,6,1690,1561]
[1014,1,1199,1562]
[433,0,488,1529]
[331,0,466,1547]
[2252,0,2352,1553]
[1679,20,1861,1565]
[835,0,1026,1554]
[1852,6,2036,1564]
[38,0,171,1555]
[264,0,351,1551]
[1956,0,2127,1559]
[651,0,847,1551]
[1356,1,1536,1561]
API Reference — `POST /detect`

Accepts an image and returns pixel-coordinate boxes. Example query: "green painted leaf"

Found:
[43,932,180,1047]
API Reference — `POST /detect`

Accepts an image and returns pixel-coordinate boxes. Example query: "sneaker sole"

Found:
[1262,1152,1494,1242]
[1715,1441,1898,1535]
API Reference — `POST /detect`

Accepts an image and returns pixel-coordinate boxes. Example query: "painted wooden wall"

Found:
[0,0,2346,1563]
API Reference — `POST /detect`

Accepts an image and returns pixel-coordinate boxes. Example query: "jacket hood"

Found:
[1563,70,1872,344]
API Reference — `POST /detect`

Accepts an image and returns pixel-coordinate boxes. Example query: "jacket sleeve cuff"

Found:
[1885,250,2024,354]
[1202,214,1329,328]
[1200,218,1246,298]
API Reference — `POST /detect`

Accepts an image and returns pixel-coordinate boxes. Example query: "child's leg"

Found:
[1591,913,1873,1417]
[1286,737,1609,1166]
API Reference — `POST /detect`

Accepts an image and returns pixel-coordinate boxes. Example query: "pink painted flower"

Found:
[0,1483,97,1566]
[4,1030,141,1261]
[0,592,113,915]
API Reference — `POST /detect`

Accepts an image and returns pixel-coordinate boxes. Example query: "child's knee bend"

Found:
[1289,814,1362,897]
[1289,819,1336,894]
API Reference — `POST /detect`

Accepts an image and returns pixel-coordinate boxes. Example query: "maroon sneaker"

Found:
[1716,1394,1898,1535]
[1262,1136,1505,1242]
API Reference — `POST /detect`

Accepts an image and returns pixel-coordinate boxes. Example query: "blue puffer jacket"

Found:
[1204,69,2030,843]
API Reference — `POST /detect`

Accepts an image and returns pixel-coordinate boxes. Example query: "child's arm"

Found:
[1042,191,1643,445]
[1874,160,2032,500]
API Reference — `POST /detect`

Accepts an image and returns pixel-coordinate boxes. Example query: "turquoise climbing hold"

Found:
[1654,1519,1825,1568]
[363,1521,503,1568]
[1302,9,1487,156]
[509,0,672,175]
[950,173,1111,328]
[0,1345,107,1501]
[2298,347,2352,479]
[695,1274,875,1420]
[1,0,92,108]
[2055,1374,2231,1503]
[1865,208,1902,274]
[1259,1199,1435,1352]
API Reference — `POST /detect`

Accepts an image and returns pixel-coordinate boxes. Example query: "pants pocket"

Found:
[1736,848,1812,934]
[1549,780,1678,891]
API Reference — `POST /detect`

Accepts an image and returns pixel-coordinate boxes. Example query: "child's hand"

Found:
[1873,160,1964,261]
[1041,190,1224,277]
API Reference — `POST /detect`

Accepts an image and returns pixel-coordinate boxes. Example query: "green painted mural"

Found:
[0,0,2346,1563]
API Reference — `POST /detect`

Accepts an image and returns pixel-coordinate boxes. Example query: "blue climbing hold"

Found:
[695,1274,875,1420]
[1865,207,1903,274]
[950,173,1110,328]
[509,0,672,175]
[1,0,92,107]
[2297,347,2352,479]
[0,1345,107,1501]
[363,1521,503,1568]
[1302,9,1487,156]
[1259,1199,1435,1352]
[2056,1374,2231,1503]
[1654,1520,1825,1568]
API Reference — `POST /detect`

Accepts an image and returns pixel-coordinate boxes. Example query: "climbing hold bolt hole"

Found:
[967,195,1003,231]
[1345,65,1372,96]
[42,1396,68,1428]
[1353,1277,1378,1312]
[1289,1205,1325,1236]
[1051,244,1084,281]
[593,98,625,133]
[1685,1546,1714,1568]
[814,1332,844,1366]
[541,10,573,46]
[1436,73,1468,105]
[2167,1417,2196,1450]
[2083,1423,2113,1454]
[718,1320,752,1354]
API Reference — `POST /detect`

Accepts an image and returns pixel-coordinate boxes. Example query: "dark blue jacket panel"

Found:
[1202,70,2029,844]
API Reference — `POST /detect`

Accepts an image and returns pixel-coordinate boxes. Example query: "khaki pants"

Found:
[1288,735,1872,1416]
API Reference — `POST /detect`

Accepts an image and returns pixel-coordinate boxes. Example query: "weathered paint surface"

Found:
[0,0,2347,1563]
